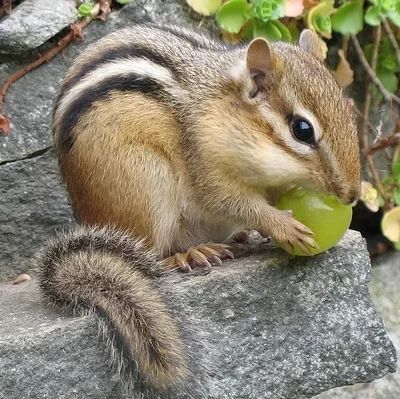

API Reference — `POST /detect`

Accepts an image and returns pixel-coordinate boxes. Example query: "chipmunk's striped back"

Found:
[53,24,231,151]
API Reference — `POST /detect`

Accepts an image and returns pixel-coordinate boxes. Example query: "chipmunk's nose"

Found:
[343,188,360,206]
[348,196,359,206]
[331,183,360,206]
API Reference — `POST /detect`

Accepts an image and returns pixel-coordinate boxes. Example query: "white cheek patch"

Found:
[230,58,247,83]
[255,143,309,186]
[229,58,256,98]
[232,135,309,187]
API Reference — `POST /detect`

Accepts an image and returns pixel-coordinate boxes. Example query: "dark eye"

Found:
[249,86,260,99]
[291,117,316,146]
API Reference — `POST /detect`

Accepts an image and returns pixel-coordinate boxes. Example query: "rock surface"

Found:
[0,0,213,279]
[0,151,74,280]
[0,231,397,399]
[315,251,400,399]
[0,0,78,54]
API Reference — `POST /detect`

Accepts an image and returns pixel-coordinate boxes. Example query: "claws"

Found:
[165,252,190,272]
[295,239,314,255]
[220,248,234,260]
[291,218,314,237]
[271,213,318,255]
[302,235,319,249]
[211,255,223,266]
[165,243,234,272]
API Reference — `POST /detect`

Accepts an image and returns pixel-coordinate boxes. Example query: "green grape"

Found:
[276,187,352,256]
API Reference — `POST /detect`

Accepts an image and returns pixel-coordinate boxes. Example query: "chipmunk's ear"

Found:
[246,37,274,77]
[299,30,327,61]
[246,38,276,93]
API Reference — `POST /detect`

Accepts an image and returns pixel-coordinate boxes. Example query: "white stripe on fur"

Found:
[55,57,175,125]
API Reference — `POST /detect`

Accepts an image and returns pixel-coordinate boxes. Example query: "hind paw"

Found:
[164,243,234,272]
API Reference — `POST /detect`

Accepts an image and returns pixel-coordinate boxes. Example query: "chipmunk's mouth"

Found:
[304,174,359,205]
[331,185,360,206]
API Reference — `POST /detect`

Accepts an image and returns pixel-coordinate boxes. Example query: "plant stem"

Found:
[351,33,400,105]
[360,25,390,204]
[0,19,92,135]
[368,133,400,155]
[382,18,400,68]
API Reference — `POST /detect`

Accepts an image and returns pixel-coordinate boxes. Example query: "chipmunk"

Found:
[38,23,361,395]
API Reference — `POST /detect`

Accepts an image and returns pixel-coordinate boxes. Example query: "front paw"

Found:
[270,212,318,255]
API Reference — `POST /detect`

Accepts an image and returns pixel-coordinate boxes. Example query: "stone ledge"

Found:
[0,231,396,398]
[0,151,74,280]
[0,0,78,54]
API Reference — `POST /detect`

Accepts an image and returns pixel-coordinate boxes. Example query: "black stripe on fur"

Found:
[58,45,180,103]
[57,74,168,150]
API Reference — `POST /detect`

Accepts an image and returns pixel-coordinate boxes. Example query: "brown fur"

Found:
[58,92,187,256]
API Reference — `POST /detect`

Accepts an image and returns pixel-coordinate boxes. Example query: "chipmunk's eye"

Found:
[249,86,260,98]
[291,117,316,146]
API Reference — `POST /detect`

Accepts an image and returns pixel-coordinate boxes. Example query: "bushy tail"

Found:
[37,225,188,391]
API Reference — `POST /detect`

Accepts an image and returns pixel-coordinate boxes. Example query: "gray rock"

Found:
[313,251,400,399]
[0,0,214,162]
[0,0,78,54]
[0,231,397,398]
[0,150,74,280]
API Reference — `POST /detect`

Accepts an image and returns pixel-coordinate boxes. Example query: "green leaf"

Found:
[394,241,400,251]
[307,0,335,38]
[383,175,395,186]
[241,19,256,39]
[252,0,284,23]
[388,10,400,27]
[378,192,385,207]
[394,187,400,206]
[272,20,292,41]
[314,15,332,36]
[382,207,400,242]
[331,0,364,35]
[377,68,398,93]
[365,5,382,26]
[381,40,399,70]
[254,20,282,40]
[186,0,222,15]
[392,161,400,176]
[381,54,398,73]
[286,19,300,42]
[363,43,373,62]
[77,2,93,18]
[381,0,396,13]
[366,38,399,85]
[216,0,249,33]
